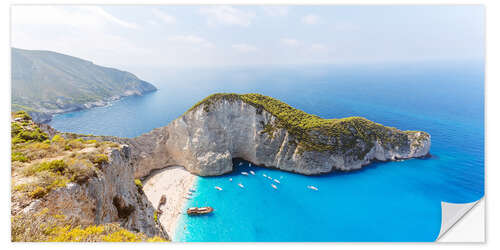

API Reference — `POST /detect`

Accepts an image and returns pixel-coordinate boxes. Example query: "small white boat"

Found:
[238,183,245,188]
[250,171,255,175]
[187,192,193,195]
[307,185,319,191]
[184,196,192,199]
[241,172,249,176]
[271,184,278,190]
[249,163,252,167]
[267,176,272,180]
[273,179,280,184]
[263,174,267,177]
[239,162,243,166]
[229,178,233,182]
[215,186,223,191]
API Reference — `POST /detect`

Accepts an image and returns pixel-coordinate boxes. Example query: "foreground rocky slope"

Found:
[11,48,157,123]
[11,111,167,242]
[126,93,431,177]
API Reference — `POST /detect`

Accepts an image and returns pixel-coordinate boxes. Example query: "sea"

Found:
[48,61,484,242]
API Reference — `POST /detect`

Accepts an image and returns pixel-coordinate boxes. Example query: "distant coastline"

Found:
[24,89,157,123]
[11,47,158,123]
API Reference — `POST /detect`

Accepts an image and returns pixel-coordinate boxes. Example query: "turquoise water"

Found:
[49,61,484,241]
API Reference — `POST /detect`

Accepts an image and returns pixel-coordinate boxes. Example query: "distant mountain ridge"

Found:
[11,48,157,122]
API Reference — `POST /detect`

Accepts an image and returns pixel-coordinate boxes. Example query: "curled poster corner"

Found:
[436,198,483,241]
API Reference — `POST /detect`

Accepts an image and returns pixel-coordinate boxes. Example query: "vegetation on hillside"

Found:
[11,48,157,115]
[10,111,167,242]
[11,208,166,242]
[11,111,118,200]
[189,93,429,158]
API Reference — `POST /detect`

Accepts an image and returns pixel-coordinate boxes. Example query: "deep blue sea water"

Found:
[48,61,484,241]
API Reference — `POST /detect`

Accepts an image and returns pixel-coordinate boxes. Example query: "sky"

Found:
[11,5,484,77]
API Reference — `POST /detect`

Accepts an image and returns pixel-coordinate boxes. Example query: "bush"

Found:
[21,142,57,161]
[11,208,57,242]
[24,159,66,176]
[20,171,70,199]
[46,177,70,191]
[147,236,168,242]
[17,128,48,143]
[29,186,47,199]
[65,139,84,150]
[90,154,109,165]
[134,179,143,189]
[47,223,162,242]
[66,158,95,183]
[12,152,28,162]
[51,134,65,143]
[12,136,26,144]
[14,110,31,120]
[36,160,67,173]
[48,225,105,242]
[13,183,28,192]
[100,228,142,242]
[11,122,23,136]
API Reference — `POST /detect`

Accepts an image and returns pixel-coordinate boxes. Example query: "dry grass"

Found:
[11,112,118,201]
[11,209,167,242]
[9,111,167,243]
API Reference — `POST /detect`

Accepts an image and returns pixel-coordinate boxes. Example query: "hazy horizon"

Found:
[11,5,484,80]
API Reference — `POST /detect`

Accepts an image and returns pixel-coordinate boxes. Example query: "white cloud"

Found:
[12,6,138,30]
[334,22,359,31]
[82,6,138,29]
[281,38,301,47]
[199,6,256,27]
[310,43,328,51]
[232,43,258,53]
[301,14,320,25]
[152,9,176,24]
[262,6,289,17]
[147,19,159,26]
[167,35,214,48]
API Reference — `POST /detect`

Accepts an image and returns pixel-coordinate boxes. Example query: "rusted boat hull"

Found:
[187,206,214,216]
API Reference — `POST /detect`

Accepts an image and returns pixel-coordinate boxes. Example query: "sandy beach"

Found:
[142,166,197,240]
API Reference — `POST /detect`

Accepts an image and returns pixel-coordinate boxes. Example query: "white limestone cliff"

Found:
[125,95,431,178]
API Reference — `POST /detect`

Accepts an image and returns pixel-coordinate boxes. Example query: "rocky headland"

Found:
[11,48,157,123]
[125,93,431,178]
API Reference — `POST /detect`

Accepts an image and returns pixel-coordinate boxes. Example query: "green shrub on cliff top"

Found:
[90,154,109,165]
[14,110,31,120]
[27,159,67,175]
[11,112,48,145]
[12,152,28,162]
[134,179,143,189]
[188,93,429,157]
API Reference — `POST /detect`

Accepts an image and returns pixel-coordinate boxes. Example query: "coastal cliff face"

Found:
[20,146,167,238]
[11,112,167,241]
[127,93,431,177]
